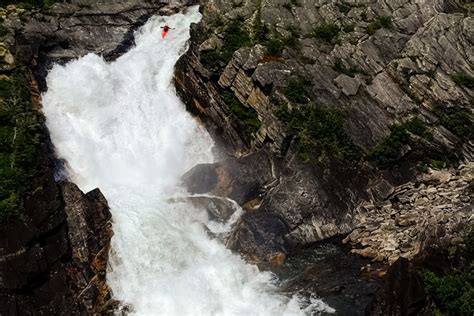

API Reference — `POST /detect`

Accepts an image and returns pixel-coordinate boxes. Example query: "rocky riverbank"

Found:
[345,163,473,265]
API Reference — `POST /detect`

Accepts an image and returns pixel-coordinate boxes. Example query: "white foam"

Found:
[42,6,334,316]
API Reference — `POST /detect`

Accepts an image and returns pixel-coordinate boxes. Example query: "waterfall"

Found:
[42,6,333,316]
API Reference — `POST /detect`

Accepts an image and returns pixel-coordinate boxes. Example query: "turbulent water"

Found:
[42,6,333,316]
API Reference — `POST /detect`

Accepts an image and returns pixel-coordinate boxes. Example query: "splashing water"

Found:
[42,6,334,316]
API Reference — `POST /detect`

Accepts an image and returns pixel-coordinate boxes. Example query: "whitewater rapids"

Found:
[42,6,333,316]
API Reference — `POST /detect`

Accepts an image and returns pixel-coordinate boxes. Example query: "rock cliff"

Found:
[177,0,473,313]
[178,0,473,261]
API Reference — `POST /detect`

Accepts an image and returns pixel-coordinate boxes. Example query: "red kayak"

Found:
[161,25,170,39]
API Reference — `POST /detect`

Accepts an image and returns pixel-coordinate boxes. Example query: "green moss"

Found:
[278,104,359,161]
[433,104,474,141]
[368,117,431,167]
[310,23,340,43]
[451,73,474,89]
[367,16,392,35]
[222,91,261,140]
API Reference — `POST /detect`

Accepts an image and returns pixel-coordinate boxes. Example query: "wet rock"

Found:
[185,196,238,222]
[226,211,290,264]
[182,150,276,205]
[367,258,428,316]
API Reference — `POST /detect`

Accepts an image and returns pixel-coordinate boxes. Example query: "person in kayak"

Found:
[160,24,174,38]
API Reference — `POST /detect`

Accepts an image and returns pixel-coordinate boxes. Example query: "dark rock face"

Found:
[0,180,112,315]
[183,150,276,205]
[60,182,113,314]
[367,258,429,316]
[226,210,291,264]
[277,242,382,316]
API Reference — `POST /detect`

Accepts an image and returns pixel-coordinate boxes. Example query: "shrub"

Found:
[283,78,310,103]
[451,73,474,89]
[423,268,474,315]
[278,104,359,161]
[433,103,474,141]
[222,91,261,140]
[423,226,474,316]
[368,117,431,167]
[310,23,340,42]
[265,38,285,56]
[430,159,448,169]
[252,9,267,43]
[343,23,355,33]
[200,19,251,72]
[336,3,352,14]
[0,70,45,223]
[367,16,392,35]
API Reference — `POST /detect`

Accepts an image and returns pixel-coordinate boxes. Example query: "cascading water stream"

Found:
[42,6,334,316]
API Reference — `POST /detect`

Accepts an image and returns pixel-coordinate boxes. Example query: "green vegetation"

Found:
[451,73,474,89]
[423,267,474,315]
[336,3,352,14]
[310,23,340,43]
[423,228,474,315]
[252,10,299,57]
[283,0,299,11]
[283,78,310,103]
[429,159,448,170]
[433,103,474,141]
[343,23,355,33]
[263,33,298,56]
[200,19,251,72]
[0,70,45,223]
[252,8,267,44]
[277,104,359,161]
[282,3,292,11]
[367,16,392,35]
[368,117,431,167]
[222,91,261,140]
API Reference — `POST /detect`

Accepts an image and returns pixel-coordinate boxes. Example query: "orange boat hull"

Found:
[161,30,168,39]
